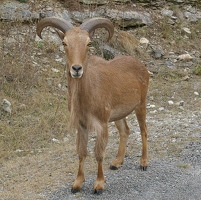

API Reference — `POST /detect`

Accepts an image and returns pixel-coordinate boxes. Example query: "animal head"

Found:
[36,17,114,78]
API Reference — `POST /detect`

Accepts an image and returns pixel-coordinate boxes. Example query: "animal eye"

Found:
[87,42,92,47]
[62,42,67,46]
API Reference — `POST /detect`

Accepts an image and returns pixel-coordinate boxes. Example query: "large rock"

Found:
[184,6,201,22]
[105,9,153,28]
[78,0,130,5]
[0,1,72,22]
[71,10,104,23]
[0,2,39,21]
[78,0,109,5]
[71,9,153,28]
[132,0,201,7]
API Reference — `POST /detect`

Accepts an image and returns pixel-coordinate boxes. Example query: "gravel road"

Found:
[1,80,200,200]
[46,109,201,200]
[48,155,201,200]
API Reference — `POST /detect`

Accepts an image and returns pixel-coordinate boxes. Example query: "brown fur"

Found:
[65,47,149,192]
[38,21,149,194]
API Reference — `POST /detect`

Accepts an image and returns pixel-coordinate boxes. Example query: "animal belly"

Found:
[109,106,135,122]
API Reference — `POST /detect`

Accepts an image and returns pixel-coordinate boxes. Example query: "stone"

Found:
[147,104,156,109]
[182,27,191,34]
[159,107,165,111]
[168,100,174,105]
[164,61,176,69]
[149,45,164,59]
[46,7,53,11]
[175,101,184,106]
[55,58,63,63]
[114,0,130,3]
[71,10,103,23]
[182,75,190,81]
[105,9,153,28]
[0,2,40,22]
[179,101,184,106]
[2,99,12,115]
[140,38,149,49]
[55,10,72,22]
[0,1,71,22]
[51,68,60,73]
[78,0,109,5]
[178,54,193,61]
[58,84,67,91]
[183,6,201,22]
[140,37,149,44]
[184,11,198,22]
[150,110,157,114]
[78,0,130,5]
[52,138,60,143]
[150,105,156,108]
[161,9,174,17]
[15,149,24,153]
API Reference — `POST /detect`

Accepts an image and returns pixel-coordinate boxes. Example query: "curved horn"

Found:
[36,17,73,39]
[80,18,114,40]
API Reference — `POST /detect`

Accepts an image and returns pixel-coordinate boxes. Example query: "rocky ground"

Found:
[0,0,201,200]
[47,95,201,200]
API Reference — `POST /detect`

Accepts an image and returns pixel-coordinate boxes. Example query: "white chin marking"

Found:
[71,74,82,78]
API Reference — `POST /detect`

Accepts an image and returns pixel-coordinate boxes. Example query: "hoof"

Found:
[140,165,147,171]
[71,188,80,194]
[109,165,118,170]
[94,189,103,195]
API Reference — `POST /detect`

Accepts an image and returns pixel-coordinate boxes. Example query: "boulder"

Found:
[78,0,109,5]
[78,0,130,5]
[0,2,39,21]
[71,10,104,23]
[105,9,153,28]
[0,1,72,23]
[184,10,201,22]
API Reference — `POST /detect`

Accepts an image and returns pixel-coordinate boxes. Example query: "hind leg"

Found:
[135,103,148,170]
[110,118,130,170]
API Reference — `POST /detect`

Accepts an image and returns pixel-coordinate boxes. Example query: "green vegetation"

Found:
[176,163,191,169]
[17,0,27,3]
[193,66,201,75]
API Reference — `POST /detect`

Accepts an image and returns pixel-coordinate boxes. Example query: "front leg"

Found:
[71,157,86,193]
[94,123,108,194]
[71,124,88,193]
[94,161,106,194]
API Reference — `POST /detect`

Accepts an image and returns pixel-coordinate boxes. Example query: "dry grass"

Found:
[0,21,70,161]
[113,30,140,55]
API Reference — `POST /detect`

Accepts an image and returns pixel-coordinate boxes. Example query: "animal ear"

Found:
[54,28,65,40]
[89,30,94,38]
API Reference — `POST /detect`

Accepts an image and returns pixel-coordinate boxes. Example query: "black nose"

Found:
[72,65,82,73]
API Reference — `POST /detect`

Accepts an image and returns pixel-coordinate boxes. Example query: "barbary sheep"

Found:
[36,17,149,194]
